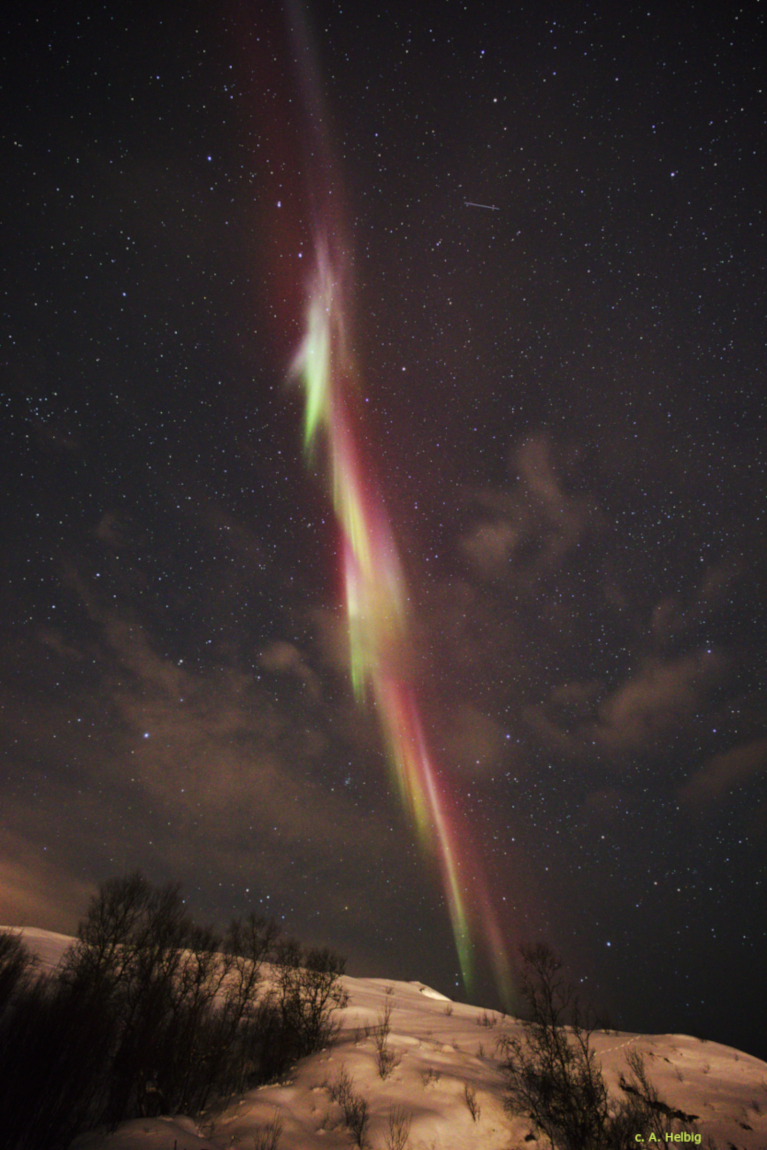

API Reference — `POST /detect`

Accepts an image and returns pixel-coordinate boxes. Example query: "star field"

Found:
[1,0,766,1058]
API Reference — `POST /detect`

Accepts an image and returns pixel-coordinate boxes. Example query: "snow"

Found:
[10,929,767,1150]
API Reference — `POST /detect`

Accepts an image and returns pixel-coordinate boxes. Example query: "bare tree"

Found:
[0,930,37,1015]
[272,939,348,1059]
[499,943,710,1150]
[0,874,349,1150]
[499,943,609,1150]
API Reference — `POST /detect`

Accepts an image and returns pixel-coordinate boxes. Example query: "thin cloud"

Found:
[259,640,322,701]
[679,737,767,807]
[650,563,740,644]
[594,650,722,754]
[443,704,509,776]
[0,830,93,935]
[459,434,597,587]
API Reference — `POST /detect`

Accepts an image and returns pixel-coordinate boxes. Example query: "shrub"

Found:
[0,930,37,1015]
[384,1103,412,1150]
[374,998,399,1079]
[499,943,609,1150]
[325,1066,370,1148]
[464,1081,481,1122]
[499,942,707,1150]
[0,872,347,1149]
[253,1108,283,1150]
[0,959,118,1150]
[262,937,348,1077]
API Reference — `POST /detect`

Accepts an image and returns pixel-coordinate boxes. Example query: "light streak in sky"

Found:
[292,241,476,989]
[286,2,514,1006]
[291,238,513,1004]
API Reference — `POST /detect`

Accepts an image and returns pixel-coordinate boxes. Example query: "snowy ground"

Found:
[12,929,767,1150]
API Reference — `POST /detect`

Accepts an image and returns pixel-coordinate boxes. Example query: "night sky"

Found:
[3,0,767,1060]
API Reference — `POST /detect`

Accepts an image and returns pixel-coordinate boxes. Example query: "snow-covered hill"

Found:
[12,929,767,1150]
